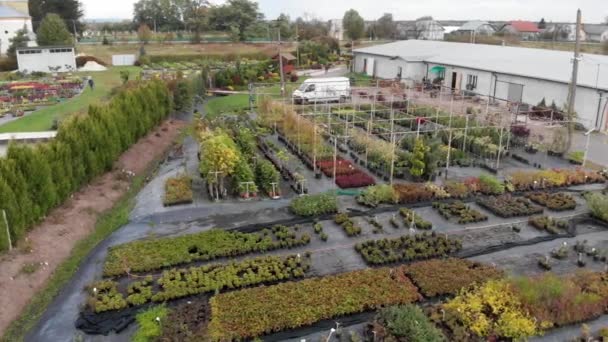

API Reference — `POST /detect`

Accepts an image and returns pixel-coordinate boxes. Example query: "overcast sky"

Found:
[82,0,608,23]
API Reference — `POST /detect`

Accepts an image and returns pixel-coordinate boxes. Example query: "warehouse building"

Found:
[353,40,608,130]
[16,45,76,73]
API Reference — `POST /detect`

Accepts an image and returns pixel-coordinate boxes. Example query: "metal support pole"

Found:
[333,136,338,184]
[389,96,396,184]
[463,114,469,152]
[445,96,454,178]
[583,131,592,167]
[495,125,505,169]
[1,209,11,251]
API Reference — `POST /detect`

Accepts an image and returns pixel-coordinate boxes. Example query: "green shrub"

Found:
[478,174,505,195]
[132,305,169,342]
[289,193,338,217]
[567,151,584,164]
[356,184,397,207]
[377,305,445,342]
[586,193,608,222]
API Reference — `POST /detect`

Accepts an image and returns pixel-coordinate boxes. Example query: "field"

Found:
[0,66,140,133]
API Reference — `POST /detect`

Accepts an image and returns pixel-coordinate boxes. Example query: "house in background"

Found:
[398,18,445,40]
[500,21,540,40]
[16,46,76,73]
[542,23,586,41]
[584,24,608,42]
[0,0,36,55]
[455,20,496,36]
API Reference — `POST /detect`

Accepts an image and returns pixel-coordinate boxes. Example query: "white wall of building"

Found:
[0,18,33,54]
[354,52,607,129]
[17,47,76,73]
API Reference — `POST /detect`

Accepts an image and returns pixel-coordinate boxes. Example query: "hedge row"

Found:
[0,80,172,251]
[103,226,310,277]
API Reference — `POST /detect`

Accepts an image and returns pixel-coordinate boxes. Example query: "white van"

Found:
[292,77,351,104]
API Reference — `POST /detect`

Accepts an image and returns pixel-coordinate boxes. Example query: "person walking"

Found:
[88,76,95,90]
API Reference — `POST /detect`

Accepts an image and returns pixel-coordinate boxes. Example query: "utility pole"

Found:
[295,24,300,68]
[277,27,286,97]
[566,9,582,151]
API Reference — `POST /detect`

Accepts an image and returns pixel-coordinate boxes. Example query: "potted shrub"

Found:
[567,151,584,165]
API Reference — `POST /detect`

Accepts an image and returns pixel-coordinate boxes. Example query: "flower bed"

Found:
[163,175,193,206]
[103,227,310,277]
[289,192,338,217]
[399,208,432,230]
[207,268,421,341]
[334,212,362,236]
[90,255,311,312]
[355,232,462,265]
[402,259,503,297]
[432,201,488,224]
[525,192,576,211]
[335,172,375,189]
[477,196,543,218]
[528,216,568,235]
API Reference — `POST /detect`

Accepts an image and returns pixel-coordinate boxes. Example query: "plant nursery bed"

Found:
[528,216,569,235]
[207,267,421,341]
[432,201,488,224]
[477,195,543,218]
[163,175,193,206]
[525,192,577,211]
[103,226,311,277]
[354,232,462,265]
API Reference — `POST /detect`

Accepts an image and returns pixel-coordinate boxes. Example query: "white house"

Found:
[16,46,76,73]
[0,0,36,55]
[584,24,608,42]
[353,40,608,131]
[543,23,586,42]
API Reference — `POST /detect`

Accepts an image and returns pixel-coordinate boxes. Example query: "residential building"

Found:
[16,46,76,73]
[0,0,36,55]
[455,20,496,36]
[397,18,445,40]
[584,24,608,42]
[500,21,540,40]
[353,40,608,130]
[542,23,586,41]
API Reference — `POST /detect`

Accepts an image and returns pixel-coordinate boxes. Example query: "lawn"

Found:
[0,66,140,133]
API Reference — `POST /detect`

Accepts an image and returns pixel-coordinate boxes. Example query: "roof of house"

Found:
[17,45,74,51]
[0,4,28,18]
[505,21,540,33]
[458,20,494,32]
[584,24,608,35]
[353,40,608,90]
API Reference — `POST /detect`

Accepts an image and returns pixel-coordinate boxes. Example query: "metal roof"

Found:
[0,4,27,18]
[354,40,608,91]
[16,45,74,51]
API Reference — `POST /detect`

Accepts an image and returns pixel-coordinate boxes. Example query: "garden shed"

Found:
[16,46,77,73]
[353,40,608,131]
[272,52,296,74]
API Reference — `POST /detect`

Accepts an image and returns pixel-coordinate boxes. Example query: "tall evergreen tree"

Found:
[29,0,84,33]
[343,9,365,40]
[37,13,74,46]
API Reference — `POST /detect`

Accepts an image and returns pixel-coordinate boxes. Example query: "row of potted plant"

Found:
[163,175,194,207]
[477,196,543,218]
[509,168,604,191]
[89,254,311,312]
[432,201,488,224]
[525,192,577,211]
[528,216,569,235]
[354,232,462,265]
[399,208,432,230]
[103,227,311,277]
[334,212,362,237]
